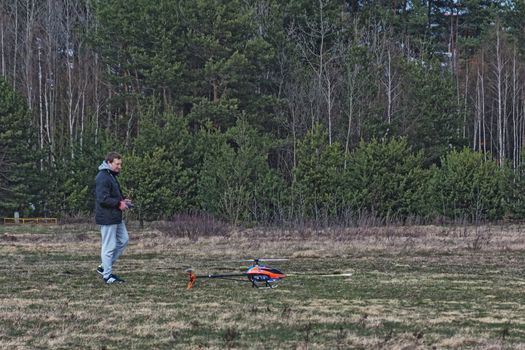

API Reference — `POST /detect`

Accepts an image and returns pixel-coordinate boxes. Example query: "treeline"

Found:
[1,1,525,224]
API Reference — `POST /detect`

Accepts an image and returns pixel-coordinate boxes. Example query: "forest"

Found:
[1,0,525,225]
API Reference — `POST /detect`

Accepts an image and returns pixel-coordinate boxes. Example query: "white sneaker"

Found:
[104,274,125,284]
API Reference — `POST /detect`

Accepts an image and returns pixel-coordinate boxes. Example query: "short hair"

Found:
[105,151,122,163]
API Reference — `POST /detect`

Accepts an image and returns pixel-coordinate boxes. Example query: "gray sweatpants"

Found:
[100,222,129,279]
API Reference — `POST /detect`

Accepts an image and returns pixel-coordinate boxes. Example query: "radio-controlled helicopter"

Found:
[185,258,353,289]
[186,258,287,289]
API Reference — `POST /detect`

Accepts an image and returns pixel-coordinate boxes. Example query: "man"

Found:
[95,151,132,284]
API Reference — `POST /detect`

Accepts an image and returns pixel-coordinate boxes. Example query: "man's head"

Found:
[105,151,122,173]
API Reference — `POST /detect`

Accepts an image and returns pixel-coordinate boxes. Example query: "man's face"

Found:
[109,158,122,173]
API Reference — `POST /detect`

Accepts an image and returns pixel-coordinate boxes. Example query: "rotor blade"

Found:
[238,258,289,262]
[287,272,353,278]
[315,273,353,277]
[183,264,237,272]
[259,258,289,261]
[184,267,246,277]
[195,273,248,279]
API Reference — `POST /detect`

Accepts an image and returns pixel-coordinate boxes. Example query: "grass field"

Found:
[1,223,525,349]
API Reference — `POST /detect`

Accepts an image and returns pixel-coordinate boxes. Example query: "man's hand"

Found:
[118,200,129,211]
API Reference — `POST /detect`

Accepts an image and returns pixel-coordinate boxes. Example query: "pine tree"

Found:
[430,148,507,221]
[197,118,285,224]
[0,78,38,216]
[346,138,429,219]
[121,111,195,223]
[293,124,345,220]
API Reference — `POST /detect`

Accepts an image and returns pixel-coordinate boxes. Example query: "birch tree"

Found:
[288,0,342,144]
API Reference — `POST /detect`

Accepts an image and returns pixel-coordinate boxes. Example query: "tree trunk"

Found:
[37,37,44,169]
[344,65,358,168]
[94,52,100,145]
[480,50,487,158]
[495,26,505,165]
[13,0,18,91]
[1,12,5,77]
[24,0,36,110]
[512,46,518,170]
[385,49,394,125]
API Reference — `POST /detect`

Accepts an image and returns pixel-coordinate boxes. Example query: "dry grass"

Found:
[1,223,525,349]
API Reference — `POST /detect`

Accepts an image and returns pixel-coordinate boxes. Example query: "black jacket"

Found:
[95,161,124,225]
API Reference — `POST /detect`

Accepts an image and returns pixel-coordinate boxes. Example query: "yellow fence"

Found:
[3,217,58,225]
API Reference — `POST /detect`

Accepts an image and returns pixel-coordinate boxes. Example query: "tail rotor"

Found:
[186,269,197,289]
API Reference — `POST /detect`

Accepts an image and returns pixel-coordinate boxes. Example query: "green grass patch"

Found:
[1,224,525,348]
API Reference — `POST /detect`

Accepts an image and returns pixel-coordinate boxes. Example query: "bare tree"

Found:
[382,48,400,126]
[37,35,43,168]
[344,63,359,167]
[289,0,342,144]
[0,1,6,77]
[12,0,18,90]
[492,23,507,165]
[511,46,522,170]
[22,0,37,110]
